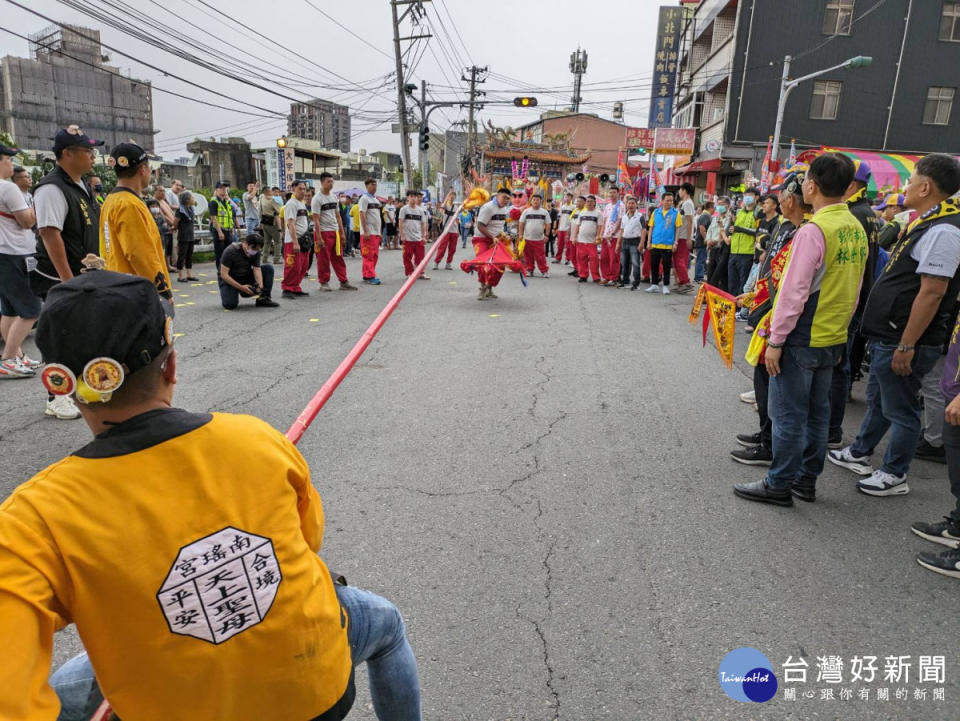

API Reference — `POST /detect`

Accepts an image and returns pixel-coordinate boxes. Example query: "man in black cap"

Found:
[219,233,279,308]
[0,269,422,721]
[31,125,104,420]
[99,142,172,304]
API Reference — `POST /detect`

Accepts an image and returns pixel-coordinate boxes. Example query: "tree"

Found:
[0,130,29,166]
[411,169,423,190]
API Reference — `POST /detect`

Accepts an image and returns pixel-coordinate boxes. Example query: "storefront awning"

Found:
[674,158,722,175]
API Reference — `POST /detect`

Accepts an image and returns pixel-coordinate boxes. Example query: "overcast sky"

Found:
[1,0,663,159]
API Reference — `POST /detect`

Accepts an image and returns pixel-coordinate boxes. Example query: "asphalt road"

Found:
[2,248,958,721]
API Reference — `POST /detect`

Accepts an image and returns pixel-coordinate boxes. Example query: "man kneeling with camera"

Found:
[220,233,279,309]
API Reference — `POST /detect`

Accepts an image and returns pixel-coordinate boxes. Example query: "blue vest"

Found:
[650,207,679,249]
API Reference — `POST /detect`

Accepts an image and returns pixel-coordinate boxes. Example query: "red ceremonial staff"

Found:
[89,185,493,721]
[284,186,491,444]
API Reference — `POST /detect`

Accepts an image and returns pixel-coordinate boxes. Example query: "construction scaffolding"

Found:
[0,24,155,153]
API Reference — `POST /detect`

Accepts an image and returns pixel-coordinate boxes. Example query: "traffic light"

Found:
[613,102,623,120]
[419,125,430,152]
[513,96,538,108]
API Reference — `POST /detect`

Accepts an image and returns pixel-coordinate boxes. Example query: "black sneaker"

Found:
[578,277,587,283]
[790,483,816,503]
[281,291,297,299]
[730,445,772,466]
[255,297,279,307]
[567,269,579,277]
[915,440,947,464]
[916,547,960,579]
[732,479,793,507]
[293,289,310,296]
[911,517,960,548]
[736,432,762,448]
[827,429,843,449]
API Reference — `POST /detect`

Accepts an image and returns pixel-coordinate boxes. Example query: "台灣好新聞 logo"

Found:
[719,647,778,703]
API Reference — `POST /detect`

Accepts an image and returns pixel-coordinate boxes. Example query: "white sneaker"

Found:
[445,263,452,270]
[739,390,756,404]
[661,285,671,295]
[542,272,550,279]
[857,469,909,497]
[0,357,35,378]
[827,446,874,476]
[45,394,81,420]
[19,355,43,369]
[433,263,439,270]
[645,284,659,293]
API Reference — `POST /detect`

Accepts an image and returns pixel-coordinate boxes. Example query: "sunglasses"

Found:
[65,125,84,135]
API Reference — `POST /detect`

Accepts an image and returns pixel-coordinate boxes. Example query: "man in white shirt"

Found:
[554,192,574,265]
[599,186,624,286]
[281,180,311,298]
[472,187,511,299]
[357,178,383,284]
[311,172,357,292]
[398,190,430,280]
[572,195,603,283]
[519,194,552,278]
[0,143,41,378]
[617,196,647,290]
[674,181,697,293]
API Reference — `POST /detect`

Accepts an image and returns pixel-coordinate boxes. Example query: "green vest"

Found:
[777,203,867,348]
[730,208,758,255]
[213,197,235,229]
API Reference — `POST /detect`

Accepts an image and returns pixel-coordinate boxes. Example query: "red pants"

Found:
[314,230,348,284]
[523,239,549,274]
[600,237,620,282]
[642,248,652,279]
[361,234,381,279]
[282,242,309,292]
[555,230,569,260]
[434,232,458,264]
[672,238,690,285]
[403,240,425,275]
[472,238,505,287]
[576,243,600,281]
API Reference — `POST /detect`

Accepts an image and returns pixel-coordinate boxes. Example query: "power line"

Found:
[301,0,393,60]
[436,0,473,67]
[0,25,282,120]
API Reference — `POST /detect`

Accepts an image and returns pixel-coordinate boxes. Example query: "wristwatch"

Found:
[896,344,916,352]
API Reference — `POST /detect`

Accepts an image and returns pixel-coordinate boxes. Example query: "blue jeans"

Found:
[850,342,941,476]
[219,264,274,308]
[50,584,422,721]
[620,239,641,286]
[766,344,844,490]
[727,253,753,295]
[694,245,707,282]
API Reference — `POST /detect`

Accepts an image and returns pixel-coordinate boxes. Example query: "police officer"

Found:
[207,182,235,268]
[0,270,423,721]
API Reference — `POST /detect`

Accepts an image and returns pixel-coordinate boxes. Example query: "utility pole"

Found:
[462,65,487,157]
[419,79,427,189]
[569,48,588,112]
[391,1,431,190]
[391,1,412,190]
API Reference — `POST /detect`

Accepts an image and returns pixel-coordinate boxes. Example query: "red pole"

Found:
[285,203,466,444]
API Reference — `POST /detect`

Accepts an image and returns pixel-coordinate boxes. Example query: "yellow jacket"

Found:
[99,188,172,299]
[0,410,353,721]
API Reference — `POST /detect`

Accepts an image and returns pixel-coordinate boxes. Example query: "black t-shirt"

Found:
[220,242,260,284]
[695,212,712,248]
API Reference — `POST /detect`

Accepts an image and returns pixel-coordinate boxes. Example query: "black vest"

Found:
[34,165,100,277]
[860,205,960,347]
[847,193,881,315]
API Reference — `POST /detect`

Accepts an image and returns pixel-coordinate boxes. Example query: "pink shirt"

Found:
[769,222,826,345]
